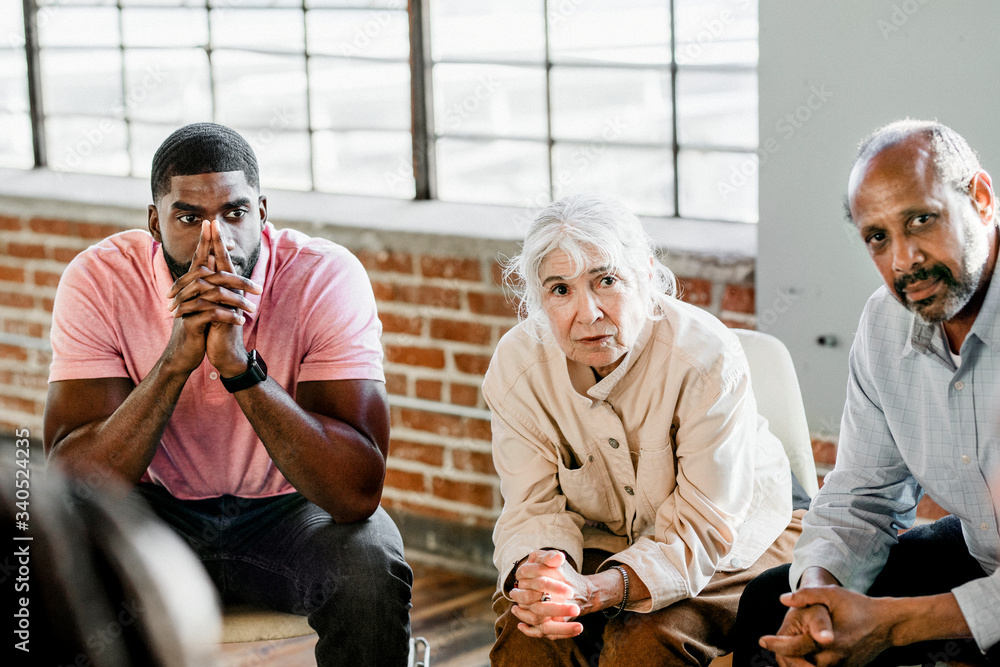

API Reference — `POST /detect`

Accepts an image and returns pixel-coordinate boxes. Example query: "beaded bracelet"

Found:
[602,565,629,619]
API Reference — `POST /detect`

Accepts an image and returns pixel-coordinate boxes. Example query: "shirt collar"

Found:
[903,262,1000,361]
[585,316,655,402]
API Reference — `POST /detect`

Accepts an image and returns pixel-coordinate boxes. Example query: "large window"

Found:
[2,0,758,222]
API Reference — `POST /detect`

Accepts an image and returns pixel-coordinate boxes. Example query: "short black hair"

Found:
[150,123,259,202]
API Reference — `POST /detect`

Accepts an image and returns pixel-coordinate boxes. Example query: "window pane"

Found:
[213,51,309,130]
[551,66,671,144]
[124,49,211,124]
[38,7,119,48]
[0,113,33,169]
[307,0,406,8]
[0,0,24,47]
[679,150,757,222]
[46,116,130,175]
[310,58,410,131]
[128,122,175,179]
[306,8,409,60]
[122,8,208,48]
[433,64,546,139]
[430,0,544,63]
[211,9,304,54]
[674,0,757,66]
[436,138,548,207]
[0,51,29,115]
[677,70,757,148]
[41,49,123,118]
[212,0,299,7]
[122,0,201,6]
[313,130,413,198]
[553,143,673,217]
[242,128,313,192]
[549,0,670,65]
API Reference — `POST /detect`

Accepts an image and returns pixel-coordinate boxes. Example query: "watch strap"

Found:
[220,350,267,393]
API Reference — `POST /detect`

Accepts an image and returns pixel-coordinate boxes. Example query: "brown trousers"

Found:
[490,510,805,667]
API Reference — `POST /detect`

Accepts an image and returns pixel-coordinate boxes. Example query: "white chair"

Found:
[732,328,820,497]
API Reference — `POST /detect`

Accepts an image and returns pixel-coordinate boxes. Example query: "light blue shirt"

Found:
[791,275,1000,653]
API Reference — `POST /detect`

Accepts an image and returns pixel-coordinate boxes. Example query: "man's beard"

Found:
[163,242,261,283]
[894,227,988,324]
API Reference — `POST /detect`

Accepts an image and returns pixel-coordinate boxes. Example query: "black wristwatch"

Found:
[220,350,268,393]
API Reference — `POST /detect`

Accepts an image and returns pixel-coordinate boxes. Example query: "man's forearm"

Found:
[885,593,972,647]
[47,360,190,484]
[232,379,386,522]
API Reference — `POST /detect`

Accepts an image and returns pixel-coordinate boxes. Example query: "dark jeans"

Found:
[732,515,996,667]
[131,483,413,667]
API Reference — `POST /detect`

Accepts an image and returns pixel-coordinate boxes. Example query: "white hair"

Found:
[503,194,676,337]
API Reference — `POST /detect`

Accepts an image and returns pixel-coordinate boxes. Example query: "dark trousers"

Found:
[732,515,996,667]
[132,483,413,667]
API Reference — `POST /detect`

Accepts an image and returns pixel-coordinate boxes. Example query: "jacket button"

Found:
[624,486,634,495]
[608,438,620,449]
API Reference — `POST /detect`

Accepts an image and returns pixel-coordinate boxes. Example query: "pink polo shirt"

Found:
[49,223,384,499]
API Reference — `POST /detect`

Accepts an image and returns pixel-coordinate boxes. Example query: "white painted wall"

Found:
[757,0,1000,436]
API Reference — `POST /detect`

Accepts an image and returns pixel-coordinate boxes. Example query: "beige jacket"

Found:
[483,295,791,613]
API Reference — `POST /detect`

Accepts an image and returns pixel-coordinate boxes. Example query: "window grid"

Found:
[13,0,759,223]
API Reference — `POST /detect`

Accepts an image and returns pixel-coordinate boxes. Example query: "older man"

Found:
[733,120,1000,667]
[43,123,412,666]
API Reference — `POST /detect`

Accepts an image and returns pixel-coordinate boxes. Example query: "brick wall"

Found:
[0,196,758,565]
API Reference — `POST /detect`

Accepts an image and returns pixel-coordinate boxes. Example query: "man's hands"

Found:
[510,550,586,640]
[761,586,894,667]
[163,220,261,377]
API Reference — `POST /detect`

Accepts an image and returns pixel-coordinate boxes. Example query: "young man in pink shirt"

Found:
[43,123,412,666]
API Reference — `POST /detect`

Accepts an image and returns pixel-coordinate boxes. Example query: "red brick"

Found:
[0,394,40,414]
[384,468,425,493]
[465,417,492,442]
[0,291,33,308]
[454,353,492,375]
[720,318,754,330]
[380,312,422,336]
[385,499,466,523]
[3,321,44,338]
[0,344,28,361]
[677,277,712,306]
[7,243,46,259]
[29,217,74,236]
[0,265,25,283]
[371,280,394,301]
[468,291,519,317]
[432,477,495,508]
[451,383,480,407]
[33,270,63,288]
[415,379,442,401]
[385,345,445,369]
[397,408,464,437]
[722,284,755,314]
[77,222,122,240]
[384,372,407,395]
[395,284,462,309]
[916,495,948,521]
[430,318,491,345]
[811,438,837,467]
[52,246,83,263]
[420,255,481,282]
[491,261,507,289]
[0,215,21,231]
[389,440,445,466]
[355,249,413,274]
[453,449,495,475]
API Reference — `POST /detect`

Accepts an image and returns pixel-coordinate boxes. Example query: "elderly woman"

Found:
[484,195,804,666]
